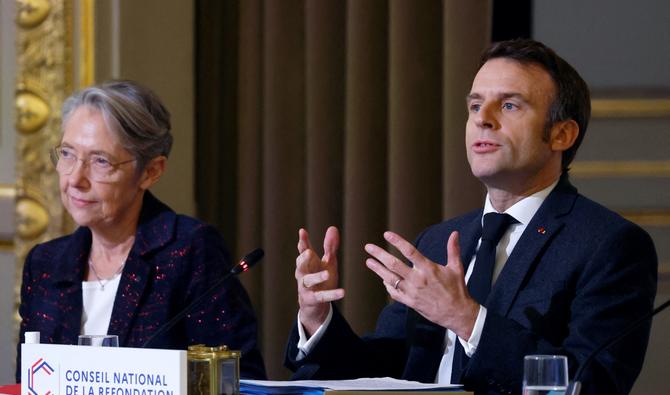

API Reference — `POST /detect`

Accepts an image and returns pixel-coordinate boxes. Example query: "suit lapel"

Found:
[487,178,577,316]
[50,228,92,343]
[459,210,484,273]
[108,192,176,345]
[108,251,153,345]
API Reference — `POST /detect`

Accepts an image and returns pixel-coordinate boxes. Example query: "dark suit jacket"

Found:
[17,192,266,381]
[285,176,657,395]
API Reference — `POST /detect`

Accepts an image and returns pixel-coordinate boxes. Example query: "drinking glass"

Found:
[523,354,568,395]
[78,334,119,347]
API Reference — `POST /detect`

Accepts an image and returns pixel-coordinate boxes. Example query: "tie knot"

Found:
[481,212,516,244]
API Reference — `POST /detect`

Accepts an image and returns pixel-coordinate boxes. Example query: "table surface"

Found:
[0,384,475,395]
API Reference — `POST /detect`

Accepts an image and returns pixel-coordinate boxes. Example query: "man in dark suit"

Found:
[285,39,657,395]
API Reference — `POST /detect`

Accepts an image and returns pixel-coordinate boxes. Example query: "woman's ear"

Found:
[550,119,579,153]
[139,156,167,190]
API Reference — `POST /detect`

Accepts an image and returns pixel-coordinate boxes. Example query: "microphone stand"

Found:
[566,297,670,395]
[141,248,264,348]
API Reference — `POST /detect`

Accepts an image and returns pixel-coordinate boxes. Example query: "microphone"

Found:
[566,297,670,395]
[141,248,264,348]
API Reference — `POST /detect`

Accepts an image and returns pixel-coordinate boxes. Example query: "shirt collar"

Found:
[482,179,559,226]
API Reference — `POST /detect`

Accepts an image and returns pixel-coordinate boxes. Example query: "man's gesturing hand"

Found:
[296,226,345,336]
[364,230,480,340]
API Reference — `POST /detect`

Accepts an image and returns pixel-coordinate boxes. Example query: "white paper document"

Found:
[242,377,461,391]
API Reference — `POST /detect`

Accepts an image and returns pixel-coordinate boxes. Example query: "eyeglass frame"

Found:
[50,145,138,182]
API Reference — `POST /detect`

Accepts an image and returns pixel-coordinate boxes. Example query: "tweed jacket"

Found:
[17,192,266,381]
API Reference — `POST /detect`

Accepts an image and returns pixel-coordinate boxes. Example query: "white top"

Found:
[81,274,122,335]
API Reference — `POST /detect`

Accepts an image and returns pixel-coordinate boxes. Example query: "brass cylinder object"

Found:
[187,345,240,395]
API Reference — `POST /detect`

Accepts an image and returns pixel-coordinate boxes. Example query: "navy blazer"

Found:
[285,176,657,395]
[17,192,266,381]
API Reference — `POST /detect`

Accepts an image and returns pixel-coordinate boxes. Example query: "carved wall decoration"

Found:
[14,0,74,322]
[0,185,15,253]
[16,191,50,240]
[15,87,50,134]
[16,0,51,29]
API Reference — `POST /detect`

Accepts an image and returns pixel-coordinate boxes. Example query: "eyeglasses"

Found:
[50,145,137,182]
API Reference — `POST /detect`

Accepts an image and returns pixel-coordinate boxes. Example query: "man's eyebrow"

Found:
[466,93,482,102]
[465,92,527,102]
[499,92,526,101]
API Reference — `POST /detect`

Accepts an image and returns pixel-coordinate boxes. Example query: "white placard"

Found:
[21,343,186,395]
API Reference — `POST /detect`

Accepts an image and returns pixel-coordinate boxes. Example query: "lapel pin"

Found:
[537,227,546,234]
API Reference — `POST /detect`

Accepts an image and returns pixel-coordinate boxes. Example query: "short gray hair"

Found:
[62,80,173,171]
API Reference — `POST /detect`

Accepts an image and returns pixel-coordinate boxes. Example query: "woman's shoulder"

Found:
[29,231,82,259]
[173,215,225,247]
[141,192,216,234]
[139,193,228,254]
[23,231,85,274]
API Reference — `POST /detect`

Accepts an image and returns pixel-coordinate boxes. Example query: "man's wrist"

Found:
[300,307,331,338]
[297,304,334,359]
[453,300,481,340]
[460,305,487,356]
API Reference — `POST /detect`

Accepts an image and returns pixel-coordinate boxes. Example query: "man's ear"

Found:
[139,156,167,190]
[550,119,579,153]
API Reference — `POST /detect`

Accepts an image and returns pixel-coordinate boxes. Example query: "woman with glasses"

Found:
[16,80,266,381]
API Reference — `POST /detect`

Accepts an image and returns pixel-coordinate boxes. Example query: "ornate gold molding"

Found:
[660,262,670,272]
[0,184,15,252]
[621,211,670,227]
[14,0,74,323]
[0,184,15,200]
[571,160,670,178]
[15,87,50,134]
[0,241,14,253]
[78,0,95,86]
[660,263,670,292]
[16,0,51,29]
[592,98,670,118]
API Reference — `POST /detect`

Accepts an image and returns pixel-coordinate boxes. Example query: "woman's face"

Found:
[58,106,147,231]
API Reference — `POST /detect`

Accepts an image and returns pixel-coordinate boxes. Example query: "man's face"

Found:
[465,58,562,192]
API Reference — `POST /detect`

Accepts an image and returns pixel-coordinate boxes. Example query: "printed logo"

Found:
[27,358,56,395]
